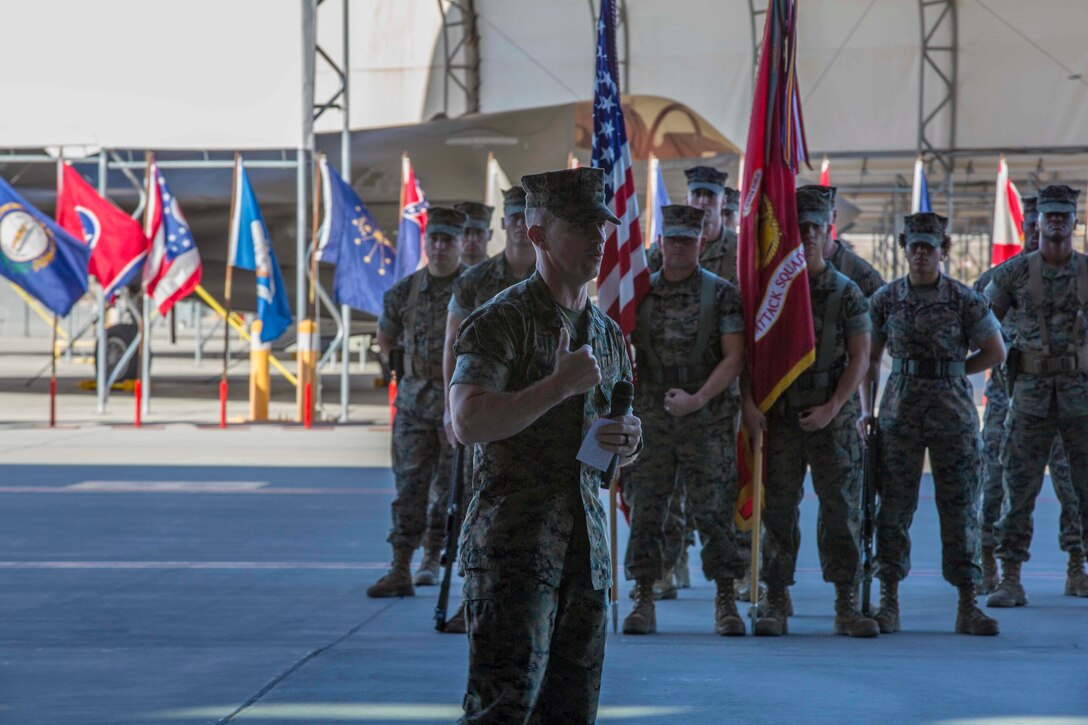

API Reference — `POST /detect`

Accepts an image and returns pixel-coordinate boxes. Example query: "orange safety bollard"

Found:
[219,379,228,428]
[388,377,397,426]
[249,320,270,422]
[297,319,318,424]
[304,382,313,429]
[134,379,142,428]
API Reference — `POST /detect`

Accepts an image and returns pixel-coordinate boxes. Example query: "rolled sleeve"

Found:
[452,303,520,391]
[985,280,1013,310]
[869,290,888,346]
[451,353,511,391]
[967,310,1001,348]
[718,285,745,335]
[843,283,871,337]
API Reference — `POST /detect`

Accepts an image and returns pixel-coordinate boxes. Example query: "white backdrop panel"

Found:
[0,0,304,149]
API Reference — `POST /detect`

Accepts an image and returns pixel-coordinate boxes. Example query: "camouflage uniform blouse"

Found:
[633,268,744,424]
[448,252,535,319]
[828,240,885,298]
[378,265,466,421]
[986,251,1088,418]
[870,274,999,422]
[646,226,738,284]
[451,273,632,590]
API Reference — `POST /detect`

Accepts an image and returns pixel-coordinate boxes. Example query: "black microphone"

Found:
[602,380,634,487]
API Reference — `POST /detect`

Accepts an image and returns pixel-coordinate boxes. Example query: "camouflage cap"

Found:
[684,165,727,195]
[453,201,495,231]
[502,186,527,216]
[660,205,706,239]
[426,206,468,238]
[902,211,948,247]
[1021,196,1038,224]
[1037,185,1080,215]
[722,187,740,212]
[521,167,621,225]
[796,185,837,226]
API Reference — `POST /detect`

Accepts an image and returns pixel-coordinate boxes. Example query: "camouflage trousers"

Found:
[996,406,1088,563]
[623,407,744,582]
[461,525,606,724]
[761,398,864,586]
[875,394,982,588]
[389,410,455,551]
[660,404,749,573]
[979,378,1083,552]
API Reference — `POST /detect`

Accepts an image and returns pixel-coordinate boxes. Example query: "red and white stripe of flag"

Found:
[597,149,649,336]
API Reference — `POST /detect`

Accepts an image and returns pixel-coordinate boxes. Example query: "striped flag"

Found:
[591,0,648,335]
[394,155,428,281]
[991,157,1023,267]
[142,159,201,315]
[911,157,933,214]
[644,153,670,249]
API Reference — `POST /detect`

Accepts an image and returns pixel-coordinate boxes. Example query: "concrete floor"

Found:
[0,337,1085,724]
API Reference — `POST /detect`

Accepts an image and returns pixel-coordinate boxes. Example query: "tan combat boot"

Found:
[734,571,767,602]
[977,546,1000,595]
[756,588,794,616]
[986,559,1027,607]
[623,578,657,635]
[1064,549,1088,597]
[956,586,1000,635]
[753,584,789,636]
[413,546,441,586]
[628,569,678,601]
[714,579,746,636]
[873,580,900,633]
[833,583,879,638]
[442,602,467,634]
[366,545,415,598]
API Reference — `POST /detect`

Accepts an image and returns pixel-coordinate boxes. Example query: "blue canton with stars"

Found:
[591,0,627,203]
[158,173,194,262]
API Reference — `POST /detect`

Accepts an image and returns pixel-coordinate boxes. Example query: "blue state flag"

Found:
[0,176,89,316]
[228,161,292,342]
[315,157,396,316]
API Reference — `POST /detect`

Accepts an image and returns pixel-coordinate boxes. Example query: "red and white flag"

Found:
[591,0,649,335]
[57,163,148,298]
[991,157,1023,267]
[142,159,202,314]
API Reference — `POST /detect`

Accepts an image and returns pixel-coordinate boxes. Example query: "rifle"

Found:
[860,380,879,616]
[435,444,466,632]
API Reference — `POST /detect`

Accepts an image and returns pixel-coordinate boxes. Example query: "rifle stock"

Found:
[435,444,466,631]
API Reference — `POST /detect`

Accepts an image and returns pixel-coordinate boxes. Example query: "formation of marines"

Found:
[364,162,1088,723]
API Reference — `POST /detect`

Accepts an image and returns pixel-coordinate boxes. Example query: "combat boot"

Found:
[1064,549,1088,598]
[623,578,657,635]
[413,546,441,586]
[442,602,467,634]
[956,586,1000,635]
[833,583,879,638]
[977,546,1000,595]
[986,560,1027,607]
[753,584,789,636]
[714,579,746,636]
[873,579,900,633]
[676,548,692,589]
[756,588,794,616]
[628,570,677,601]
[366,545,415,598]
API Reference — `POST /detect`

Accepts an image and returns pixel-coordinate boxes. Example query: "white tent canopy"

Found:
[324,0,1088,154]
[2,1,1084,154]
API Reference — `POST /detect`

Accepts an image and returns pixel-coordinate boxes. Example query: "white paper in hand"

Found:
[577,418,616,472]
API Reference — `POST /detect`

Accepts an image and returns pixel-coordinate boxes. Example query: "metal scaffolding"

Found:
[437,0,481,117]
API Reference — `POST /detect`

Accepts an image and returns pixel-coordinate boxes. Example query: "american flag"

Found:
[592,0,648,335]
[142,158,202,315]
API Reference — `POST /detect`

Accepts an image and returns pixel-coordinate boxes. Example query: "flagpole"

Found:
[51,148,63,428]
[339,1,351,425]
[96,150,108,414]
[748,429,765,629]
[644,152,655,249]
[298,152,323,426]
[222,152,240,428]
[138,152,155,425]
[609,471,620,634]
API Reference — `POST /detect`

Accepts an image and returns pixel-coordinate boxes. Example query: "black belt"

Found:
[891,358,965,378]
[1019,351,1088,376]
